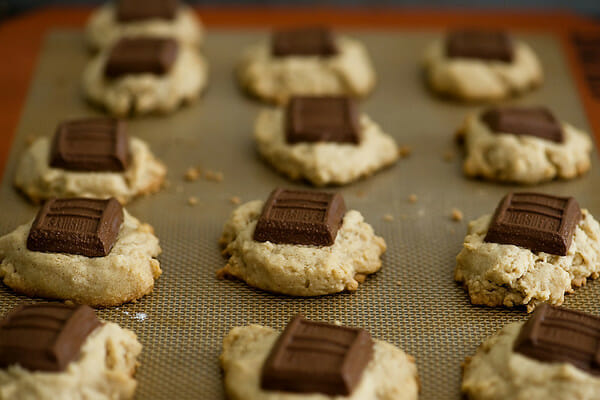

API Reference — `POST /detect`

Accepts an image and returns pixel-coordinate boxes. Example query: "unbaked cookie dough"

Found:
[221,323,419,400]
[218,200,386,296]
[423,38,542,101]
[14,136,166,204]
[86,3,203,50]
[0,320,142,400]
[254,107,399,186]
[0,209,162,307]
[462,321,600,400]
[455,209,600,312]
[237,37,376,104]
[458,111,592,184]
[82,41,208,116]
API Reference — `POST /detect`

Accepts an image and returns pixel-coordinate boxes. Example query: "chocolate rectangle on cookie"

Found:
[514,304,600,375]
[0,303,101,372]
[484,193,581,256]
[105,37,178,78]
[27,198,124,257]
[481,107,564,143]
[261,315,373,395]
[253,188,346,246]
[272,27,338,57]
[286,96,360,144]
[50,118,130,172]
[446,29,514,62]
[116,0,178,22]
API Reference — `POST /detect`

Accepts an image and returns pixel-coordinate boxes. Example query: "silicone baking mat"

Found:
[0,30,599,399]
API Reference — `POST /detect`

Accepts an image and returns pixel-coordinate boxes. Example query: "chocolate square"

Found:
[272,27,338,57]
[253,188,346,246]
[27,198,124,258]
[261,315,373,396]
[49,118,130,172]
[286,96,360,144]
[514,304,600,375]
[484,193,581,256]
[0,303,101,372]
[116,0,178,22]
[446,29,514,62]
[104,37,178,78]
[481,107,564,143]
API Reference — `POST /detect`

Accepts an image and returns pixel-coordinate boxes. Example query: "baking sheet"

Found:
[0,29,599,399]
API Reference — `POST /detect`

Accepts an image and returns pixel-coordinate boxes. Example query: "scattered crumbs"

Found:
[64,300,75,306]
[396,280,402,287]
[450,228,456,234]
[383,214,394,222]
[400,214,408,220]
[175,185,184,193]
[25,135,37,146]
[205,170,224,182]
[354,273,367,283]
[355,190,367,198]
[417,209,425,217]
[134,312,147,322]
[408,194,418,203]
[398,145,412,158]
[333,320,342,326]
[443,150,455,162]
[188,196,198,206]
[230,196,242,205]
[451,208,463,222]
[184,167,201,182]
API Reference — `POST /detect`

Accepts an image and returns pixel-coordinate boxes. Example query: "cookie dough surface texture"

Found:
[462,322,600,400]
[238,37,376,104]
[221,324,419,400]
[460,113,592,184]
[423,39,542,101]
[83,42,208,116]
[0,210,162,307]
[0,322,141,400]
[218,200,386,296]
[255,108,399,186]
[14,136,166,204]
[455,209,600,312]
[86,3,203,50]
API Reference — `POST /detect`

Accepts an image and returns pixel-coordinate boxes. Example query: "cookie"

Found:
[462,304,600,400]
[455,193,600,312]
[0,198,162,307]
[83,37,208,116]
[457,107,592,184]
[86,0,203,50]
[423,29,542,101]
[14,118,166,204]
[0,303,142,400]
[254,96,399,186]
[220,315,419,400]
[218,188,386,296]
[237,27,376,104]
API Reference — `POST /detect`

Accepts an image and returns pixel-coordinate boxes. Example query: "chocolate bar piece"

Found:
[484,192,581,256]
[27,198,124,258]
[116,0,178,22]
[253,188,346,246]
[286,96,361,144]
[105,37,178,78]
[272,27,338,57]
[261,315,373,395]
[0,303,101,372]
[481,107,564,143]
[514,304,600,375]
[446,29,514,62]
[49,118,130,172]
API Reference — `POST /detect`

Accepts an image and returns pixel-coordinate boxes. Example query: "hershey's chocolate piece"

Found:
[286,96,361,144]
[0,303,101,372]
[484,192,581,256]
[27,198,124,258]
[253,188,346,246]
[446,29,514,62]
[104,37,178,78]
[514,304,600,375]
[116,0,178,22]
[272,27,338,57]
[481,107,564,143]
[49,118,130,172]
[261,315,373,396]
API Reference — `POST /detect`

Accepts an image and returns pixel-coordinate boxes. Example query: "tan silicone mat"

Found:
[0,29,599,399]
